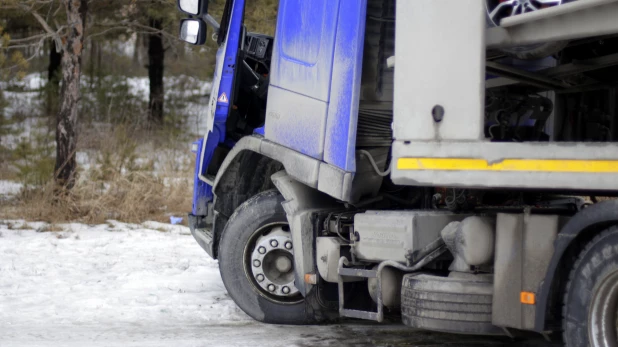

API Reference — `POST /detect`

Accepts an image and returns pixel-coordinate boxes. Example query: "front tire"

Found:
[563,227,618,347]
[218,190,322,324]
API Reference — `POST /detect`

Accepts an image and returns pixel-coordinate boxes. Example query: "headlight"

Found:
[179,19,207,45]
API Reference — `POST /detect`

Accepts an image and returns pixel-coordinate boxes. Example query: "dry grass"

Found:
[0,125,194,225]
[1,171,192,224]
[37,224,64,232]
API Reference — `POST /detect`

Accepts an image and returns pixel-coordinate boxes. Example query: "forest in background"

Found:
[0,0,278,224]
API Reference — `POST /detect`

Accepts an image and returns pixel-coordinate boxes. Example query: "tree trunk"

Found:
[46,41,62,116]
[55,0,88,190]
[148,18,165,126]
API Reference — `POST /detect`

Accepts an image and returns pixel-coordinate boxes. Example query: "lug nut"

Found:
[258,246,266,254]
[282,286,290,294]
[284,241,292,250]
[270,240,279,247]
[267,284,276,292]
[256,274,265,282]
[253,259,261,267]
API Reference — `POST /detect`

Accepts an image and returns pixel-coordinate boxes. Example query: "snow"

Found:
[0,221,554,347]
[0,221,246,325]
[0,181,22,196]
[0,73,46,91]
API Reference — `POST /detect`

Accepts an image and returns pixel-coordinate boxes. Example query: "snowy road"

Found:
[0,221,558,347]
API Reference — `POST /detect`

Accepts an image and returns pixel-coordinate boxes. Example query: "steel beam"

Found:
[486,52,618,90]
[487,0,618,49]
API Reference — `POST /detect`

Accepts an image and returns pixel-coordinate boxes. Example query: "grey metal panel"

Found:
[317,163,348,201]
[493,214,524,329]
[394,140,618,161]
[392,140,618,190]
[260,139,320,189]
[492,213,561,330]
[271,171,335,296]
[521,215,560,331]
[394,0,485,141]
[353,211,466,263]
[316,237,344,282]
[487,0,618,49]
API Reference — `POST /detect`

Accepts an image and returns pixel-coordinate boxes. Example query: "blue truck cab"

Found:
[185,0,384,255]
[177,0,618,343]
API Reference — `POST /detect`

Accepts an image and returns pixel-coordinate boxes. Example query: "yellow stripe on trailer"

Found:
[397,158,618,173]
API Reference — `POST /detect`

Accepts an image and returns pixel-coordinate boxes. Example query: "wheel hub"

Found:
[486,0,563,26]
[589,269,618,347]
[275,256,292,273]
[249,227,299,298]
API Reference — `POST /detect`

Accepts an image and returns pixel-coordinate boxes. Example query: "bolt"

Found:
[275,256,292,273]
[267,284,276,292]
[258,246,266,254]
[282,286,290,294]
[432,105,445,123]
[270,239,279,248]
[284,241,292,250]
[256,274,265,282]
[253,259,261,267]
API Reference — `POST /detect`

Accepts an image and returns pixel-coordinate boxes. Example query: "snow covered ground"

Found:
[0,220,558,347]
[0,181,22,197]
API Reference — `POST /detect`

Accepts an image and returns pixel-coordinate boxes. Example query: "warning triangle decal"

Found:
[218,92,229,104]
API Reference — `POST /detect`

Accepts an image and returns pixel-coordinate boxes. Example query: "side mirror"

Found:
[178,0,208,16]
[180,19,207,45]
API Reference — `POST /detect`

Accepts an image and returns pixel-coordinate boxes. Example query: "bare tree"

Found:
[3,0,89,189]
[148,17,164,126]
[54,0,88,189]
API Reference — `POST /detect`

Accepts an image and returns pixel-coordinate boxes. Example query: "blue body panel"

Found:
[265,0,367,171]
[324,1,367,172]
[193,0,368,212]
[192,139,213,215]
[270,0,339,102]
[192,0,245,216]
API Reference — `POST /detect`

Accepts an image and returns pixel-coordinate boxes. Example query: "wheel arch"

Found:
[208,135,324,259]
[535,199,618,331]
[210,136,341,297]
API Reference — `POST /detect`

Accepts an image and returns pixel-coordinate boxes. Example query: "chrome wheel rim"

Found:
[486,0,563,26]
[589,269,618,347]
[243,223,301,304]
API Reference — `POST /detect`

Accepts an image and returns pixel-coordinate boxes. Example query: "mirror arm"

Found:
[201,14,220,31]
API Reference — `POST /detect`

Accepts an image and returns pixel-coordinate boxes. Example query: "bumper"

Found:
[188,213,216,258]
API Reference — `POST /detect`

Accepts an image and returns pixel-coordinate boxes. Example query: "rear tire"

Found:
[218,190,325,324]
[401,273,503,335]
[563,227,618,347]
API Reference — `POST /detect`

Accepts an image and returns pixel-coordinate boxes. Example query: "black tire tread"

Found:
[401,273,502,335]
[562,226,618,346]
[218,190,328,325]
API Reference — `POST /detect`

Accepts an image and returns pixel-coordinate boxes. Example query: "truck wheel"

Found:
[563,227,618,347]
[401,273,503,335]
[218,190,319,324]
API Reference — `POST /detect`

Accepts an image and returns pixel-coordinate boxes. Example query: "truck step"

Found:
[337,259,384,322]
